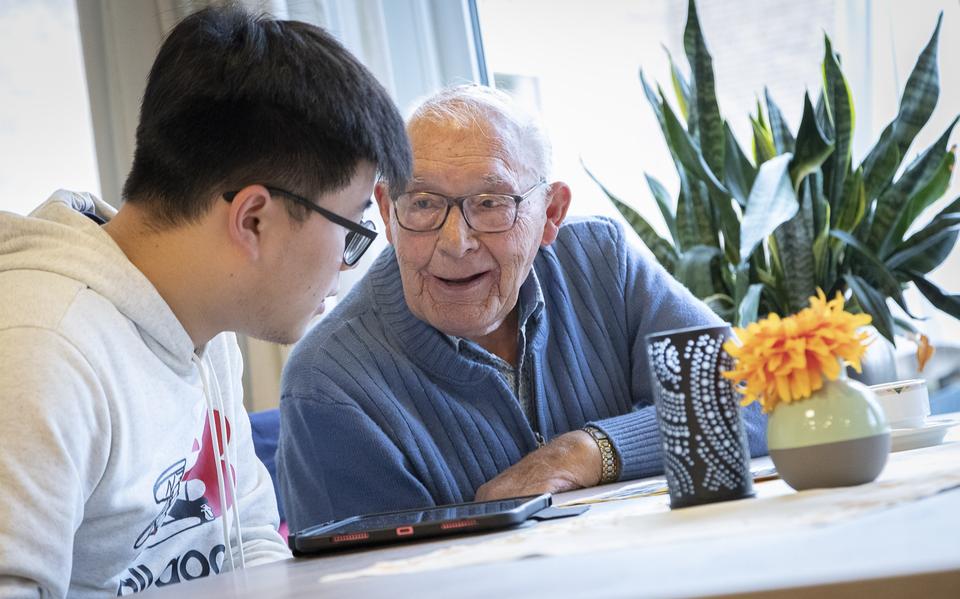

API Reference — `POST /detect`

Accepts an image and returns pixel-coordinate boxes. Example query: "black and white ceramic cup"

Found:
[646,323,755,508]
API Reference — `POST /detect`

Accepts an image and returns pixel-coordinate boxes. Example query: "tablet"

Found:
[289,493,552,554]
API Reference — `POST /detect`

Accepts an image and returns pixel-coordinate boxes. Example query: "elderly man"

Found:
[277,85,766,532]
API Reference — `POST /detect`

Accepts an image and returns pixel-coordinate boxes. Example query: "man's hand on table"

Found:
[474,430,602,501]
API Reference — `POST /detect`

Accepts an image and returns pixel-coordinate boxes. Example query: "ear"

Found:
[374,181,395,245]
[539,181,571,246]
[224,185,274,261]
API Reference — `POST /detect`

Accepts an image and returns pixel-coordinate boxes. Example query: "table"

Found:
[151,419,960,598]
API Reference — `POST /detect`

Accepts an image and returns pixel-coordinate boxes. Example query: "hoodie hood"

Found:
[0,190,196,375]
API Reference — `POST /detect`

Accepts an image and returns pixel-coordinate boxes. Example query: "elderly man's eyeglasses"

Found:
[223,186,377,267]
[393,180,547,233]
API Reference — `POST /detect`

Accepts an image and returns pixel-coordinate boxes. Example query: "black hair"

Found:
[122,4,411,225]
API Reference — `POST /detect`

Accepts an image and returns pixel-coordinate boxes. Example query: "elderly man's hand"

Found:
[474,430,602,501]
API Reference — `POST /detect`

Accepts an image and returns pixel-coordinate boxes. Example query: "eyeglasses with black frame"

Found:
[393,179,547,233]
[223,186,377,267]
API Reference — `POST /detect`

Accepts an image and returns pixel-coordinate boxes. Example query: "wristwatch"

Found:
[582,425,621,484]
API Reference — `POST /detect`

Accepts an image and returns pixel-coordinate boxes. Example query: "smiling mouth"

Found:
[435,272,488,286]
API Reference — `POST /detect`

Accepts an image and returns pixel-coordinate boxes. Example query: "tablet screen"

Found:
[307,495,544,536]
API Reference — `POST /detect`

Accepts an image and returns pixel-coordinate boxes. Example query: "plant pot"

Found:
[767,378,891,491]
[848,326,898,386]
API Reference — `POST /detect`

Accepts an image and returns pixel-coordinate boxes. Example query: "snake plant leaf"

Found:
[640,69,670,146]
[790,92,835,190]
[879,154,955,259]
[661,89,729,196]
[710,186,742,265]
[736,283,765,327]
[887,216,960,274]
[665,46,692,125]
[739,153,798,264]
[829,230,896,287]
[676,175,717,250]
[881,123,959,257]
[889,13,943,160]
[675,244,723,299]
[834,167,866,232]
[884,150,955,258]
[808,171,831,252]
[703,293,735,323]
[844,273,896,344]
[583,163,678,271]
[674,173,698,252]
[765,233,790,308]
[750,118,777,165]
[718,258,736,294]
[640,70,702,201]
[775,183,817,314]
[871,117,958,255]
[641,74,700,204]
[830,229,918,320]
[886,195,960,272]
[723,122,756,208]
[732,260,751,304]
[909,272,960,320]
[644,173,679,246]
[822,245,840,300]
[860,13,942,202]
[683,0,725,178]
[860,125,901,203]
[822,35,855,207]
[764,89,796,154]
[811,179,833,288]
[814,92,835,143]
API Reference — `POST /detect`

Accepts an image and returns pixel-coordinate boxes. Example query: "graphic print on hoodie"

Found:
[134,410,234,551]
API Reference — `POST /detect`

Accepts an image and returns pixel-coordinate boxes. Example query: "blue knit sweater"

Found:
[277,217,767,531]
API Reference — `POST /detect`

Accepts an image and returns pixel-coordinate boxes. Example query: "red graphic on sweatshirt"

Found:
[183,409,236,517]
[133,410,236,549]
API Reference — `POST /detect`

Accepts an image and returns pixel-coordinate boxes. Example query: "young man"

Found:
[0,6,410,597]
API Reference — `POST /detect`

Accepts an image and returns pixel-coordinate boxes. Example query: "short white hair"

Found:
[407,85,553,181]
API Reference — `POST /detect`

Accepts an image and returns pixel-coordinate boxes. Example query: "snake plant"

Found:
[589,0,959,344]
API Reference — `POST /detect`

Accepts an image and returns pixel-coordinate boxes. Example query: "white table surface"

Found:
[148,416,960,598]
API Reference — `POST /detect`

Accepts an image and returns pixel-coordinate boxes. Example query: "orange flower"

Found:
[722,290,872,413]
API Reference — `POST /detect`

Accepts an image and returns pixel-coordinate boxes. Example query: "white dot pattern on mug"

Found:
[649,337,696,495]
[685,334,745,492]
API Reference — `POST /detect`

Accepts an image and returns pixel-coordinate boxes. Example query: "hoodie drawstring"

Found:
[192,354,246,572]
[207,359,246,567]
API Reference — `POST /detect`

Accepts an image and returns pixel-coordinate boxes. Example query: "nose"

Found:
[436,206,479,257]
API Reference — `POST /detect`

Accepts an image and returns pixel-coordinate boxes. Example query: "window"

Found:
[0,0,100,215]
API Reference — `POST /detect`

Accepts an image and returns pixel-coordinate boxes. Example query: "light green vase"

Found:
[768,378,891,490]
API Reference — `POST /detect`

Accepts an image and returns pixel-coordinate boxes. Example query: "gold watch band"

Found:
[582,425,620,484]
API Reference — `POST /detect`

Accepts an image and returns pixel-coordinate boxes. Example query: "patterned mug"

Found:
[646,323,754,508]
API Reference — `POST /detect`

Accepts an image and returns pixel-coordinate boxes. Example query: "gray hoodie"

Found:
[0,191,290,598]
